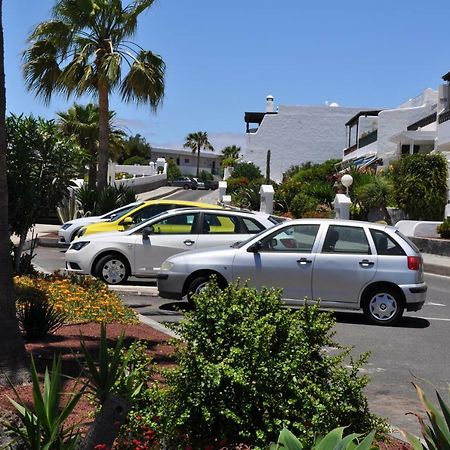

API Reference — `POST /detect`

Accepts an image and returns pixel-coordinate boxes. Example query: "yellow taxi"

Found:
[76,199,222,238]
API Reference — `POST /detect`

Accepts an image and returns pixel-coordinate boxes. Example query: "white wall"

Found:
[244,105,365,182]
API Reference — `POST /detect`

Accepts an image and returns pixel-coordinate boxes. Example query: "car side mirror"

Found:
[122,217,133,226]
[247,241,262,253]
[142,226,153,240]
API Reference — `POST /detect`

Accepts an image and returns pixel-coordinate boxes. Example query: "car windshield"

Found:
[106,203,145,222]
[231,228,268,248]
[268,215,288,224]
[100,202,143,220]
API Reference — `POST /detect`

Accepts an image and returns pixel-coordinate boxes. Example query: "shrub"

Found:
[437,217,450,239]
[123,155,149,165]
[167,159,181,181]
[14,274,137,325]
[391,153,448,220]
[231,162,262,180]
[290,192,318,218]
[152,280,385,449]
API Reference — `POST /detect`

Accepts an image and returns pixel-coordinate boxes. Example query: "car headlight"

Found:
[160,260,174,271]
[61,223,72,230]
[70,241,90,251]
[77,227,87,237]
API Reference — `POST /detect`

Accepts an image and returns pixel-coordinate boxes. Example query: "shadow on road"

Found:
[160,301,193,313]
[333,311,430,329]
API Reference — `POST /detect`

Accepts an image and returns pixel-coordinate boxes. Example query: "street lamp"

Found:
[341,174,353,196]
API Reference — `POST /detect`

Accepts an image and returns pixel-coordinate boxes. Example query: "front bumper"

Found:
[157,272,186,300]
[65,250,92,275]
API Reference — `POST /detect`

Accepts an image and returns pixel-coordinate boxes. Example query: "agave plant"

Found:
[270,427,378,450]
[404,382,450,450]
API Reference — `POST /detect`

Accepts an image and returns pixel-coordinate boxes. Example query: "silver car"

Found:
[157,219,427,326]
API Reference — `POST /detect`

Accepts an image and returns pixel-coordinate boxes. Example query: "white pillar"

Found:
[259,184,274,214]
[218,181,227,202]
[332,194,352,220]
[222,194,231,206]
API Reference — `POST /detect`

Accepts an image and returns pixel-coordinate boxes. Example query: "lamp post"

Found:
[341,174,353,196]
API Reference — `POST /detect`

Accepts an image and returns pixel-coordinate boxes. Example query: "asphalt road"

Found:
[33,188,450,436]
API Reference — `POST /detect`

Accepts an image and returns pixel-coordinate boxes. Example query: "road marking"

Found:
[418,316,450,322]
[426,302,446,306]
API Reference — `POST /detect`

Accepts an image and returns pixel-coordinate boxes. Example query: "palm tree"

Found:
[23,0,165,189]
[183,131,214,178]
[0,0,30,385]
[57,103,126,189]
[220,144,241,167]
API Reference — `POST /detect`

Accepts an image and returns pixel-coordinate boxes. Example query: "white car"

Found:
[65,208,283,284]
[58,201,143,244]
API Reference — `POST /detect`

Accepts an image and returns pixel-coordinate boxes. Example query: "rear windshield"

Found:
[395,230,420,253]
[268,215,287,224]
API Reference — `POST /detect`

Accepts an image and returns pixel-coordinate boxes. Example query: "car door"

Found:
[132,212,200,276]
[232,223,320,302]
[195,212,265,249]
[312,224,377,308]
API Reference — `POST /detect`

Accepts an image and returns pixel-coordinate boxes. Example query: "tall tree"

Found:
[183,131,214,178]
[220,144,241,168]
[23,0,165,189]
[57,103,126,188]
[0,0,30,385]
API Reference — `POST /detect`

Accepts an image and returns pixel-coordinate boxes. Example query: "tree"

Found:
[7,115,82,268]
[183,131,214,178]
[57,103,126,189]
[220,144,241,167]
[112,133,152,164]
[0,0,30,385]
[23,0,165,189]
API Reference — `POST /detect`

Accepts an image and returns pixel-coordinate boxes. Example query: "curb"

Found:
[423,262,450,277]
[137,314,179,339]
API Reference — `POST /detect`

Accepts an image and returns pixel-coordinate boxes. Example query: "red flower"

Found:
[94,445,108,450]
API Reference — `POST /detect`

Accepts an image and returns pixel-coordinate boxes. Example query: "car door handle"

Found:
[359,259,375,267]
[184,239,195,246]
[297,257,312,265]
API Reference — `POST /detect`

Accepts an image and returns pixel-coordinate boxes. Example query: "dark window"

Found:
[322,225,370,254]
[201,213,239,234]
[370,229,405,256]
[241,217,266,234]
[260,224,320,253]
[131,204,172,223]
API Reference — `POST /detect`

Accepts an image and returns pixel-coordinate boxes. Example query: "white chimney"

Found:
[266,95,274,113]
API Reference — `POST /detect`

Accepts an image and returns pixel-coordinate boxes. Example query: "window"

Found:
[370,229,405,256]
[131,204,172,223]
[322,225,370,254]
[260,224,320,252]
[184,158,189,164]
[202,213,238,234]
[242,217,266,234]
[151,213,197,234]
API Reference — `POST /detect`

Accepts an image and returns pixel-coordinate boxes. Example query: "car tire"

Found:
[187,276,210,303]
[183,184,189,190]
[95,254,130,285]
[362,286,404,326]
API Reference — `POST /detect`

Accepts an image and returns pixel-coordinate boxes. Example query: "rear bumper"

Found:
[399,282,427,311]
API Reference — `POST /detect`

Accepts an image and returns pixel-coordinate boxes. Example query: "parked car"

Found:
[66,208,283,284]
[157,219,427,326]
[58,201,142,244]
[167,176,198,190]
[76,199,221,238]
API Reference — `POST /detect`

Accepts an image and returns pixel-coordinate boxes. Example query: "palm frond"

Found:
[120,50,165,108]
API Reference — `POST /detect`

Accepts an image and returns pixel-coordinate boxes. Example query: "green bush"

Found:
[290,192,318,218]
[437,217,450,239]
[123,155,149,165]
[232,162,262,179]
[391,153,448,220]
[15,285,66,341]
[152,280,385,449]
[167,159,181,181]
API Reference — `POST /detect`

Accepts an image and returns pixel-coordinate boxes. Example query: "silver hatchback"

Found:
[157,219,427,326]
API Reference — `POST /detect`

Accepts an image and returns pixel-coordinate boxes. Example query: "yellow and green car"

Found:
[76,199,222,238]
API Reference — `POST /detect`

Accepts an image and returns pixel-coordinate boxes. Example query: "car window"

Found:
[370,229,405,256]
[322,225,370,254]
[260,224,320,252]
[131,204,172,224]
[202,213,239,234]
[242,217,266,234]
[151,213,198,234]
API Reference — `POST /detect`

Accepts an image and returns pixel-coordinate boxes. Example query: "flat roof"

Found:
[244,111,277,124]
[345,110,382,127]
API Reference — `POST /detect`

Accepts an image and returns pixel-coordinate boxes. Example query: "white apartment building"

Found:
[244,96,368,182]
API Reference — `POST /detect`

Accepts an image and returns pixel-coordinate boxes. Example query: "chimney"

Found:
[266,95,274,113]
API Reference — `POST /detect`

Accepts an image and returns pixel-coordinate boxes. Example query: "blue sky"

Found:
[4,0,450,152]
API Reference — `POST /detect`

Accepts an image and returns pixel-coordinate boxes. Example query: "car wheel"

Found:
[183,184,189,190]
[363,286,404,326]
[187,276,210,303]
[95,254,129,285]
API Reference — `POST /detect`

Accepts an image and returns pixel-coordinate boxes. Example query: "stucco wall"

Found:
[244,105,364,182]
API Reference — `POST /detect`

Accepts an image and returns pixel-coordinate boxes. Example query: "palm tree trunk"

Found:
[0,0,29,385]
[88,146,97,191]
[97,81,109,190]
[196,145,201,178]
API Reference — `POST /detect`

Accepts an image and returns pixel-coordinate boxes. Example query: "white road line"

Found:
[426,302,446,306]
[417,316,450,322]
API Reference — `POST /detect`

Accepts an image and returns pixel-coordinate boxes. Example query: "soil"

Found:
[0,322,411,449]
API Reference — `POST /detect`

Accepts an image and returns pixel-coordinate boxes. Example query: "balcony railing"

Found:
[439,110,450,124]
[358,130,378,149]
[343,144,357,156]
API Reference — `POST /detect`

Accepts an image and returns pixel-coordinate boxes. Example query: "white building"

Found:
[151,147,220,176]
[244,95,368,182]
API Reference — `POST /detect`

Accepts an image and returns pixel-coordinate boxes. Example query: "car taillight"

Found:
[407,256,422,271]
